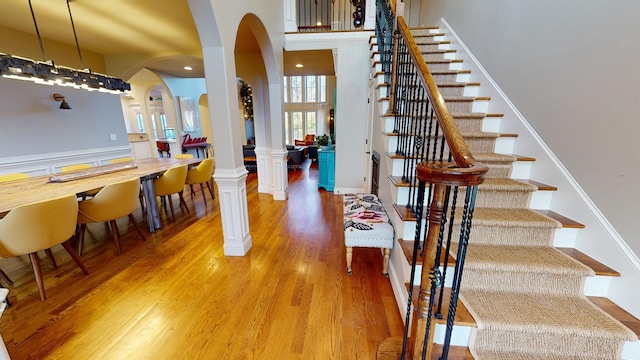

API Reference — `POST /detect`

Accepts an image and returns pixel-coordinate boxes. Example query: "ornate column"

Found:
[213,167,252,256]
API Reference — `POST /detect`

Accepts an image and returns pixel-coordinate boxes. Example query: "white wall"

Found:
[0,77,129,159]
[421,0,640,257]
[286,31,373,193]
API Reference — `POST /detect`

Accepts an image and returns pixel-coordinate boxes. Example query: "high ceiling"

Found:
[0,0,334,79]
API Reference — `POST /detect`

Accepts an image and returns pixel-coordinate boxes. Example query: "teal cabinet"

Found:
[318,149,335,191]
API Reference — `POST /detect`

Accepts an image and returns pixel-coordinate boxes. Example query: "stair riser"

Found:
[384,114,497,134]
[372,61,382,73]
[445,99,489,113]
[382,116,395,133]
[422,52,446,62]
[511,160,533,179]
[384,136,397,154]
[437,86,464,97]
[437,84,480,98]
[416,43,448,52]
[378,99,390,116]
[388,156,518,179]
[466,269,587,295]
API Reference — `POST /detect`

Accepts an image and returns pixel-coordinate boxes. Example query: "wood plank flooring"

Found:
[0,160,404,359]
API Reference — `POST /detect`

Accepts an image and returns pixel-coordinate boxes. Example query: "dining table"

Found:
[0,157,201,233]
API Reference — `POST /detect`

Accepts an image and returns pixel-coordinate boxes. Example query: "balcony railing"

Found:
[296,0,367,31]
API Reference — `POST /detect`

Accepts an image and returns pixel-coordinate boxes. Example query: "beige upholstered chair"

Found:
[174,153,194,159]
[153,165,189,221]
[0,194,88,301]
[185,158,215,206]
[77,177,146,256]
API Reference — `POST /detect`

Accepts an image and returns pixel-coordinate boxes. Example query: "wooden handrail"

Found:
[396,17,478,170]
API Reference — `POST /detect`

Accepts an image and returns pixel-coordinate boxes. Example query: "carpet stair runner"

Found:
[371,27,639,359]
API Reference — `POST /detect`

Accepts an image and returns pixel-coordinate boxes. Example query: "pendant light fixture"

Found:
[0,0,130,94]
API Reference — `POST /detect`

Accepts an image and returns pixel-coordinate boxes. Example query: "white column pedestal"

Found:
[213,167,252,256]
[254,146,273,195]
[271,148,289,201]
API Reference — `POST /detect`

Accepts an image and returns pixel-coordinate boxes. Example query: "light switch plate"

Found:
[109,134,117,141]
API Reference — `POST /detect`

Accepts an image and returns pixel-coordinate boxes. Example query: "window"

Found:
[284,110,317,144]
[136,113,145,132]
[305,76,316,102]
[284,112,289,142]
[305,112,316,135]
[291,76,303,103]
[283,76,288,103]
[283,75,327,104]
[318,76,326,103]
[291,111,304,142]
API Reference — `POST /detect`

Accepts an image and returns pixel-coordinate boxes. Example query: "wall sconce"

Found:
[53,93,71,110]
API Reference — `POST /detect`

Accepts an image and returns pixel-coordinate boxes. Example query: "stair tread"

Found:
[398,239,456,267]
[588,296,640,339]
[534,210,585,228]
[377,337,473,360]
[431,69,471,75]
[438,82,481,87]
[557,247,619,276]
[382,131,513,140]
[405,283,477,327]
[515,179,558,191]
[500,153,536,162]
[443,95,489,101]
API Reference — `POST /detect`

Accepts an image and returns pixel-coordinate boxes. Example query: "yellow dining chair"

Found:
[0,173,29,182]
[0,172,59,286]
[61,163,92,172]
[0,194,88,301]
[153,165,189,221]
[61,164,100,199]
[174,153,194,159]
[110,157,134,164]
[185,158,215,206]
[77,177,146,256]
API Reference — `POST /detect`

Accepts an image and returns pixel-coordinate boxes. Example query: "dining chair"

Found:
[109,157,134,164]
[0,194,88,301]
[61,164,100,199]
[77,177,146,256]
[185,158,215,206]
[0,173,29,182]
[61,163,92,172]
[0,172,59,287]
[174,153,194,159]
[153,165,189,221]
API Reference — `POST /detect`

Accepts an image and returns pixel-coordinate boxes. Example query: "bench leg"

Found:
[382,248,391,278]
[346,246,353,275]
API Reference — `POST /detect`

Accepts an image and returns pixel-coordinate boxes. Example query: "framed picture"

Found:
[179,96,199,131]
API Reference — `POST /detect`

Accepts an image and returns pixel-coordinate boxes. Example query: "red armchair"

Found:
[294,134,315,146]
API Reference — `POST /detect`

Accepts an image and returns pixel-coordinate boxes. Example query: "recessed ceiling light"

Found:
[295,64,303,68]
[184,66,193,71]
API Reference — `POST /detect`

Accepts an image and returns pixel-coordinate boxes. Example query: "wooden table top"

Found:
[0,157,199,214]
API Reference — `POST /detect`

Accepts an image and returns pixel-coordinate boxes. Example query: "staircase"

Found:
[370,18,640,360]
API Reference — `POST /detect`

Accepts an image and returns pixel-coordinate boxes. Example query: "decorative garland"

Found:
[240,81,254,121]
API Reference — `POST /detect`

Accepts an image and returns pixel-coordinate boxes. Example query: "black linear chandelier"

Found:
[0,0,130,94]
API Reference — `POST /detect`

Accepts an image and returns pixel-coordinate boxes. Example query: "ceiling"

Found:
[0,0,334,79]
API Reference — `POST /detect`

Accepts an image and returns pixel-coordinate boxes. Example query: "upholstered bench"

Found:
[343,193,394,277]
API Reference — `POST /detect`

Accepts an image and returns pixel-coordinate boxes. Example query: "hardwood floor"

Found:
[0,160,404,359]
